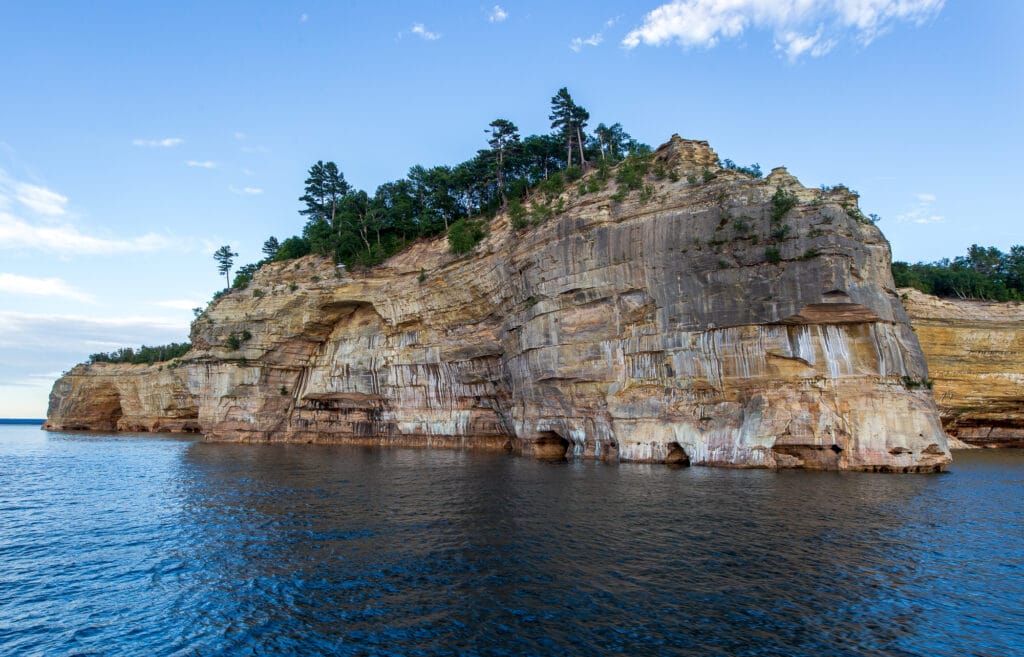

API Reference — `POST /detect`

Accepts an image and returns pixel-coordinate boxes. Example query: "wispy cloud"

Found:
[0,172,179,255]
[897,192,944,225]
[571,16,618,53]
[0,311,189,351]
[570,33,603,52]
[622,0,944,59]
[0,212,176,254]
[186,160,217,169]
[153,299,202,311]
[12,180,67,216]
[132,137,183,147]
[0,273,94,303]
[411,23,441,40]
[229,185,263,195]
[489,5,507,23]
[300,13,309,23]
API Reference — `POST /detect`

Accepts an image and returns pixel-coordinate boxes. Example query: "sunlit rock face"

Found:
[45,136,951,470]
[899,288,1024,447]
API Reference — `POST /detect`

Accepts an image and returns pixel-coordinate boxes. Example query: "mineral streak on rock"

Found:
[899,288,1024,447]
[44,136,951,470]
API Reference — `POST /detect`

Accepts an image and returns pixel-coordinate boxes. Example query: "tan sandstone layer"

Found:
[899,288,1024,447]
[44,136,951,471]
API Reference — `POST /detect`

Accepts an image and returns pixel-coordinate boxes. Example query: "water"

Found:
[1,425,1021,657]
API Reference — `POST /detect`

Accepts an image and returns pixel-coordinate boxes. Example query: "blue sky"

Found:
[1,1,1020,417]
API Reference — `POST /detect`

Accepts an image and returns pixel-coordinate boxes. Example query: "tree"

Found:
[261,236,280,260]
[549,87,589,170]
[213,245,237,288]
[299,161,350,230]
[486,119,520,205]
[549,87,577,168]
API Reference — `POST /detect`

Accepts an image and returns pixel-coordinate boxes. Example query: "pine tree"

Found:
[261,236,280,260]
[213,245,237,288]
[299,161,350,230]
[486,119,520,205]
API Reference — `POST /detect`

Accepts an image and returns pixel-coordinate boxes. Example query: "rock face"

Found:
[44,137,951,470]
[899,288,1024,447]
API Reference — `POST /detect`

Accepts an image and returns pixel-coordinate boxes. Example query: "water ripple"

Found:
[0,427,1021,656]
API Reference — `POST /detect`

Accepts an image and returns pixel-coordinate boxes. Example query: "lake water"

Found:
[1,424,1021,656]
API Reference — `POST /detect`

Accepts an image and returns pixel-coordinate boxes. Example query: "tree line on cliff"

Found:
[224,87,650,288]
[893,244,1024,301]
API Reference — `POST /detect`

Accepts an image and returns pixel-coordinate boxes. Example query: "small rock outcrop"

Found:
[44,137,951,471]
[899,288,1024,447]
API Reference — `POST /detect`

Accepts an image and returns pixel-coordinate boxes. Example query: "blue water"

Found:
[1,425,1021,656]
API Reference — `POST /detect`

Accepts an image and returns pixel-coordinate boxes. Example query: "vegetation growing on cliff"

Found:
[893,244,1024,301]
[88,342,192,365]
[223,87,650,277]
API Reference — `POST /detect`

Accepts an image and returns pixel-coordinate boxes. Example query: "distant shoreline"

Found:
[0,419,45,425]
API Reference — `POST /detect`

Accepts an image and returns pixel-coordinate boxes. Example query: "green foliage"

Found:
[261,236,280,259]
[702,169,716,183]
[418,269,427,283]
[770,224,791,240]
[288,283,299,292]
[232,262,259,289]
[274,236,311,261]
[563,165,583,183]
[770,187,798,223]
[529,201,553,224]
[901,375,934,390]
[615,154,652,193]
[226,330,253,351]
[509,198,530,229]
[280,386,289,395]
[88,342,192,365]
[638,184,655,204]
[732,217,751,235]
[765,247,782,264]
[537,172,565,199]
[800,248,819,260]
[448,218,486,254]
[213,245,237,287]
[721,159,763,178]
[892,244,1024,301]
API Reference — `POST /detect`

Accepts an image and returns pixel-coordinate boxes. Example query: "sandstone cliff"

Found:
[899,288,1024,447]
[45,137,951,471]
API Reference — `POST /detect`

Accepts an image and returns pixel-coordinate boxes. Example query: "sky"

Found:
[1,1,1021,417]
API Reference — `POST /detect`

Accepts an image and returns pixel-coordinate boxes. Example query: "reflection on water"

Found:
[1,426,1021,656]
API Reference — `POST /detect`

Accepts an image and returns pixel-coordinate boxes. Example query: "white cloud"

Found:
[489,5,508,23]
[0,171,179,256]
[775,29,836,61]
[411,23,441,40]
[0,311,189,351]
[897,192,944,225]
[300,13,309,23]
[132,137,183,147]
[0,211,176,255]
[233,131,247,140]
[14,181,68,216]
[186,160,217,169]
[570,33,604,52]
[229,185,263,195]
[0,273,94,303]
[153,299,202,311]
[622,0,943,59]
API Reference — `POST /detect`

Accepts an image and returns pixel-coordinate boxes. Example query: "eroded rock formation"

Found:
[899,288,1024,447]
[44,137,951,470]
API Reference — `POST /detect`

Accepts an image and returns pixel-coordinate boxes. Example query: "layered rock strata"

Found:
[899,288,1024,447]
[45,137,951,470]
